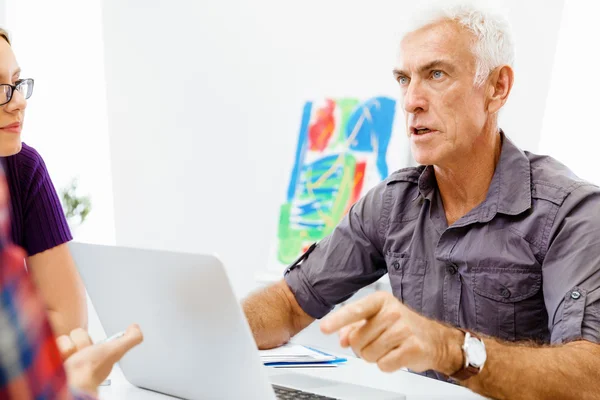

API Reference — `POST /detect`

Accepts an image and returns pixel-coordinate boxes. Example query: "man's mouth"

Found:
[411,126,436,135]
[414,128,432,135]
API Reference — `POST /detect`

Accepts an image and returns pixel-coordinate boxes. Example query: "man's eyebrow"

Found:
[419,60,455,73]
[393,60,456,79]
[392,68,407,79]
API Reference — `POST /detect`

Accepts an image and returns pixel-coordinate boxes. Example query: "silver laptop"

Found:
[69,242,406,400]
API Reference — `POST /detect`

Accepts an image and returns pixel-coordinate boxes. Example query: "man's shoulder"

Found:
[384,166,426,186]
[356,166,423,218]
[361,166,423,200]
[526,151,599,204]
[359,166,423,198]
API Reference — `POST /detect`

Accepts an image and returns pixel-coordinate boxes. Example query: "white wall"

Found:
[0,0,6,27]
[102,0,564,298]
[4,0,115,245]
[501,0,564,151]
[539,0,600,184]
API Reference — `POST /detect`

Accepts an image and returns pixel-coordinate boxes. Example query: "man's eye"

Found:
[398,76,409,85]
[432,70,444,79]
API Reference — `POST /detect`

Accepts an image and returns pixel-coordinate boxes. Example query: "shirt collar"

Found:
[416,131,532,222]
[417,165,436,201]
[481,131,532,221]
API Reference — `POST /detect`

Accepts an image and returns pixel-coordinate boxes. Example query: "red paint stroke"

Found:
[344,162,367,215]
[308,99,336,151]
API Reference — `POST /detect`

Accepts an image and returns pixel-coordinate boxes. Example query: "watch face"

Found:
[466,337,487,367]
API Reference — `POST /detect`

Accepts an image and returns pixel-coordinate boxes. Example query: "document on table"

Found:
[259,343,347,367]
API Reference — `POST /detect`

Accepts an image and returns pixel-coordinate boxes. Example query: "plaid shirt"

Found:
[0,170,95,399]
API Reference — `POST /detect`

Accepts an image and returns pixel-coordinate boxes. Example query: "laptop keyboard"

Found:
[273,385,337,399]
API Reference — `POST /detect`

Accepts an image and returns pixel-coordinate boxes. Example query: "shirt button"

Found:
[500,287,511,299]
[446,264,458,275]
[392,261,401,270]
[571,290,581,300]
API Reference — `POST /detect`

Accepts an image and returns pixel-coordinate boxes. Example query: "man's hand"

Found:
[320,292,463,375]
[56,324,143,395]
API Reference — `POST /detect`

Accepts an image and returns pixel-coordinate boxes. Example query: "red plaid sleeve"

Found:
[0,168,95,399]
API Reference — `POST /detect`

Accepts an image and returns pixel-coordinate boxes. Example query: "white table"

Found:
[99,352,487,400]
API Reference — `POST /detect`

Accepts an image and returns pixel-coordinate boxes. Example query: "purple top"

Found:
[2,142,72,256]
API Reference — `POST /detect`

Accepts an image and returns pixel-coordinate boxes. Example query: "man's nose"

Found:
[403,81,428,114]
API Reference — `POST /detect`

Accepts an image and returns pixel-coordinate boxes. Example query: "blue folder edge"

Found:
[263,345,348,366]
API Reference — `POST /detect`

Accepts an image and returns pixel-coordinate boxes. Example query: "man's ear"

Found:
[486,65,514,114]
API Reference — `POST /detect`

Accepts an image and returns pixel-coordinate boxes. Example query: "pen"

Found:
[98,331,125,388]
[99,330,125,344]
[284,242,317,275]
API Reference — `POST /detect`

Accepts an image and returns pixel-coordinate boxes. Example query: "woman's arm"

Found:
[28,243,88,336]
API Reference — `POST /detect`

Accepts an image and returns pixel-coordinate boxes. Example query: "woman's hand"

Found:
[56,324,143,395]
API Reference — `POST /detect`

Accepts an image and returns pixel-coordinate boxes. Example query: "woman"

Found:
[0,27,87,335]
[0,158,143,399]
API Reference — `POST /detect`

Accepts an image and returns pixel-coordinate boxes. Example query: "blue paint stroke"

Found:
[345,96,396,178]
[286,102,313,202]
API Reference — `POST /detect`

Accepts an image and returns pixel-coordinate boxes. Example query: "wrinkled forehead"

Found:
[396,20,477,72]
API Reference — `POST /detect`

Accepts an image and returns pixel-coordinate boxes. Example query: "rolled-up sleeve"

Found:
[284,182,389,319]
[543,184,600,344]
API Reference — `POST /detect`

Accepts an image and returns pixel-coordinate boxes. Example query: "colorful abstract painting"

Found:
[274,96,397,268]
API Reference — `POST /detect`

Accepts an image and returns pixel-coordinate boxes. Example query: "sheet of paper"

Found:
[259,343,337,363]
[271,364,338,368]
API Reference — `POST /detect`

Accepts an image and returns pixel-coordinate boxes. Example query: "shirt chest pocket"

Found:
[385,252,427,313]
[469,261,549,342]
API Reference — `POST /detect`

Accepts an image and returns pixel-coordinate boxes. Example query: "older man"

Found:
[243,2,600,399]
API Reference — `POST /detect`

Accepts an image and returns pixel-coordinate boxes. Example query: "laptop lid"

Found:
[69,242,276,400]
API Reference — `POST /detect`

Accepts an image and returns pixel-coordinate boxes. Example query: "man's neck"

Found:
[434,130,502,226]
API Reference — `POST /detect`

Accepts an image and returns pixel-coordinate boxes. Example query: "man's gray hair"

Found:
[402,0,515,86]
[0,27,10,45]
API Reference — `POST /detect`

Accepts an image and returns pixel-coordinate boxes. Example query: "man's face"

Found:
[395,21,490,167]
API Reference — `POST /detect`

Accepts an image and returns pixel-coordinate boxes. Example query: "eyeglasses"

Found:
[0,78,34,106]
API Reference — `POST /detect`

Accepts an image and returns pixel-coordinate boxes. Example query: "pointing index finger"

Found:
[320,293,387,334]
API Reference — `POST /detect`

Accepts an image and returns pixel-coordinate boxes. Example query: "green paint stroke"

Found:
[277,154,356,264]
[277,202,304,263]
[326,154,355,234]
[332,99,360,147]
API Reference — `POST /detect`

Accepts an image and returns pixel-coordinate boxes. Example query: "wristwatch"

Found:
[451,330,487,381]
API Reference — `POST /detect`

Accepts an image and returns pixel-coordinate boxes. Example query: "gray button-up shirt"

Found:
[285,134,600,352]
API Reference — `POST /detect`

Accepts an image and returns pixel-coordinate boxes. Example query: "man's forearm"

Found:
[242,280,314,349]
[461,337,600,400]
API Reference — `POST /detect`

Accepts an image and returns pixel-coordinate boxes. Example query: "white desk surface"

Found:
[99,352,487,400]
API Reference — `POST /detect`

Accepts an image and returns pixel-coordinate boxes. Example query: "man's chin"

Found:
[412,152,437,166]
[411,141,449,166]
